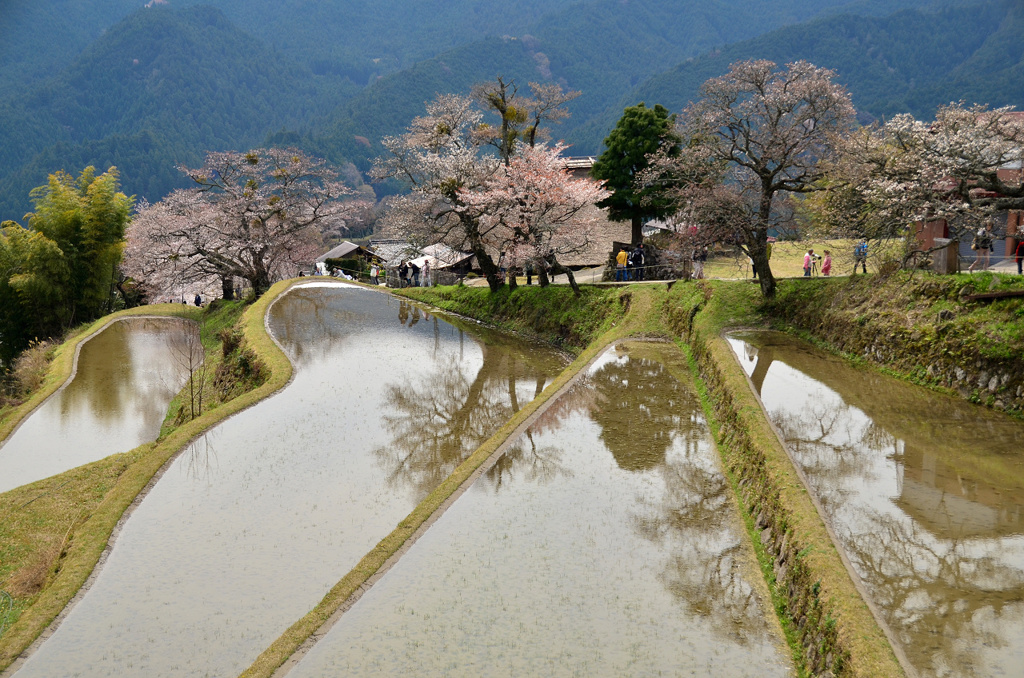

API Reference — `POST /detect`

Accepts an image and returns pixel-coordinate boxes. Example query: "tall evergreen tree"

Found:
[590,103,681,244]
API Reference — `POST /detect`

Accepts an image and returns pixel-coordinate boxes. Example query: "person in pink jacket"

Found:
[821,250,832,276]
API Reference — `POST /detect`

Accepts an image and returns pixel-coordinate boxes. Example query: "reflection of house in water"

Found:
[895,443,1024,539]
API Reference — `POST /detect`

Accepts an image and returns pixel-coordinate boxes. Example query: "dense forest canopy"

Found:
[0,0,1017,222]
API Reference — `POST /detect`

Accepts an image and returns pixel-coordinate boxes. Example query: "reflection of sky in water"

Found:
[288,342,793,678]
[0,318,194,494]
[13,286,564,678]
[729,333,1024,678]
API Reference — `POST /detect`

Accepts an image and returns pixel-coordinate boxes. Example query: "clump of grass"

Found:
[0,341,54,412]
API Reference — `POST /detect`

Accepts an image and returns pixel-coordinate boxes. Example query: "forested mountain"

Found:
[0,0,578,95]
[0,5,353,218]
[306,0,947,171]
[0,0,1004,221]
[570,0,1022,151]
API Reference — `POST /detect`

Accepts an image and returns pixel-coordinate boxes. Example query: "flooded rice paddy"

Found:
[11,284,565,678]
[286,342,793,678]
[729,331,1024,678]
[0,318,195,494]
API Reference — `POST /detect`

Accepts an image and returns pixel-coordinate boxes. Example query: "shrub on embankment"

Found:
[399,285,626,353]
[767,271,1024,416]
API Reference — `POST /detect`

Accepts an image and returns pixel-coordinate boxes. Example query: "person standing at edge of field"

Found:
[616,247,628,281]
[803,248,815,277]
[821,250,832,277]
[853,240,868,274]
[630,243,646,281]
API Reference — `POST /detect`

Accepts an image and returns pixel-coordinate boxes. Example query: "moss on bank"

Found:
[0,286,294,671]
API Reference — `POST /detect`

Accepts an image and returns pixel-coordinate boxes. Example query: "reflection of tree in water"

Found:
[374,344,552,500]
[632,428,768,642]
[771,399,889,511]
[841,509,1024,677]
[590,354,690,471]
[483,382,599,490]
[267,290,374,367]
[60,319,193,429]
[182,433,218,482]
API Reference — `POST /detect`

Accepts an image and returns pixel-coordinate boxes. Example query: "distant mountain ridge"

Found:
[568,0,1021,151]
[0,0,1006,221]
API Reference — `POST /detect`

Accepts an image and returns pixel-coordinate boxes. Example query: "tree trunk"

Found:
[508,266,518,291]
[547,254,580,296]
[221,276,234,301]
[473,246,502,292]
[754,188,777,299]
[537,265,551,287]
[631,214,643,245]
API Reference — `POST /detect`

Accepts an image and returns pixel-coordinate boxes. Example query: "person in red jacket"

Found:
[1016,238,1024,275]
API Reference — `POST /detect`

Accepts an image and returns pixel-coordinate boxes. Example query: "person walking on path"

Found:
[969,220,995,272]
[398,261,409,287]
[409,261,421,287]
[692,245,707,280]
[422,260,431,287]
[821,250,832,277]
[615,248,628,281]
[853,240,868,274]
[1015,238,1024,275]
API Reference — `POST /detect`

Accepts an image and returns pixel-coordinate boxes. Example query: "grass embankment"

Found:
[398,284,628,354]
[768,270,1024,415]
[0,285,296,672]
[663,281,906,677]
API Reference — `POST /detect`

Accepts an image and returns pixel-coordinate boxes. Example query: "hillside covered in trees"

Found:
[0,0,1015,220]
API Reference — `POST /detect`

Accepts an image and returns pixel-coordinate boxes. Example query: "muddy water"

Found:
[0,318,195,494]
[287,342,793,678]
[729,331,1024,678]
[10,284,564,678]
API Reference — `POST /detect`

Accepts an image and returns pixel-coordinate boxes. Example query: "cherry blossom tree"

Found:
[125,148,358,300]
[652,60,855,298]
[373,89,583,293]
[807,103,1024,253]
[460,142,609,294]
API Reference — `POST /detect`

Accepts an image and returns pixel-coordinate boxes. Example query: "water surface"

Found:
[288,342,793,677]
[729,331,1024,677]
[0,318,194,494]
[12,284,565,678]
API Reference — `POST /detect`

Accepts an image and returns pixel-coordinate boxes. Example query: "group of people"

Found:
[802,242,866,277]
[614,244,647,282]
[397,259,431,287]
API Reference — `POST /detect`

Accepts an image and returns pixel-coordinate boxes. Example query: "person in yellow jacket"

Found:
[615,248,628,281]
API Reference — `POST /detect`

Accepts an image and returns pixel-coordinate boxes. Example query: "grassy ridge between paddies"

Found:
[663,280,906,677]
[238,284,637,678]
[0,282,300,672]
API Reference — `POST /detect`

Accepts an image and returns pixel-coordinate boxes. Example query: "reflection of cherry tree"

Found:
[842,509,1024,677]
[483,381,599,490]
[374,344,555,500]
[772,401,882,510]
[590,355,691,471]
[632,431,768,642]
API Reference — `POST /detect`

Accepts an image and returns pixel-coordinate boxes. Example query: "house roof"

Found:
[316,241,371,262]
